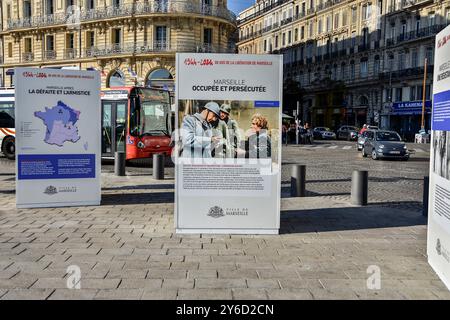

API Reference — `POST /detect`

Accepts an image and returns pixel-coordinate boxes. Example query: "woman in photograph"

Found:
[244,113,272,159]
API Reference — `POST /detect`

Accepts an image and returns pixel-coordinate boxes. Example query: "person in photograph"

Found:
[244,113,272,159]
[219,104,242,157]
[181,101,222,158]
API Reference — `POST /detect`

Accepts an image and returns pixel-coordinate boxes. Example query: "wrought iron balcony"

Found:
[7,1,236,30]
[22,52,34,62]
[64,48,78,59]
[44,50,57,60]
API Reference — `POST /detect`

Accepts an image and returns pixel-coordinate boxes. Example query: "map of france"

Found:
[34,101,81,147]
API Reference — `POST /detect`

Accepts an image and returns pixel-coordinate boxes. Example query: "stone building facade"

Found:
[237,0,450,139]
[0,0,236,91]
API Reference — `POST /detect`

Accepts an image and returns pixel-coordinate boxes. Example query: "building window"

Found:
[145,68,173,90]
[108,70,125,88]
[426,47,434,65]
[294,28,298,42]
[46,35,54,51]
[425,84,431,100]
[46,0,54,15]
[360,59,368,78]
[24,38,32,53]
[318,19,322,34]
[6,4,11,19]
[334,13,339,29]
[24,0,32,18]
[341,63,346,79]
[351,31,356,47]
[156,26,167,44]
[282,33,286,46]
[301,26,305,39]
[204,28,213,45]
[350,61,355,80]
[374,56,380,74]
[446,8,450,24]
[411,50,418,68]
[326,16,331,32]
[87,0,95,10]
[398,52,405,70]
[264,39,267,52]
[86,31,95,48]
[309,22,314,37]
[112,28,121,45]
[429,13,435,26]
[288,31,292,44]
[395,88,403,102]
[351,6,357,23]
[275,35,279,48]
[342,11,347,26]
[410,86,416,101]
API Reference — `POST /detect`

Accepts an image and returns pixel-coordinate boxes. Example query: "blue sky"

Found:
[228,0,254,14]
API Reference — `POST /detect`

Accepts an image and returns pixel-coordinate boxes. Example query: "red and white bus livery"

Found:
[0,88,15,160]
[101,87,173,161]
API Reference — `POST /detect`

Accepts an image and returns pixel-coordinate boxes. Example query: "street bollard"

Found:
[114,152,126,176]
[153,153,165,180]
[291,165,306,197]
[423,176,429,217]
[351,170,368,206]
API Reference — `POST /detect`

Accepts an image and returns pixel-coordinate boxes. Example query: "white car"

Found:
[313,127,336,140]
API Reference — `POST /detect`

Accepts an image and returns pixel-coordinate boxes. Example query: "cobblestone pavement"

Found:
[1,141,449,300]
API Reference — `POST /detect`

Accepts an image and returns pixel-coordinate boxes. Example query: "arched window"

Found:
[359,95,369,106]
[145,68,174,91]
[107,69,125,88]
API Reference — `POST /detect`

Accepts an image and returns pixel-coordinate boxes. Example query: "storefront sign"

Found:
[391,101,432,115]
[15,68,101,208]
[428,25,450,290]
[175,54,282,234]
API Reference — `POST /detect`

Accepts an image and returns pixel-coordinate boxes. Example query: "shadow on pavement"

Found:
[279,202,426,234]
[102,184,175,191]
[101,192,174,205]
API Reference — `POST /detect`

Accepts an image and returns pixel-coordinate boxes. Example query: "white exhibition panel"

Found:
[175,54,283,234]
[428,25,450,290]
[15,68,101,208]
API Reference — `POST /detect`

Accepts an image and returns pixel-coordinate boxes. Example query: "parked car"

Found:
[313,127,336,140]
[337,126,359,140]
[361,130,409,160]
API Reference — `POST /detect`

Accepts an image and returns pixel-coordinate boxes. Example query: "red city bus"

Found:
[101,87,173,161]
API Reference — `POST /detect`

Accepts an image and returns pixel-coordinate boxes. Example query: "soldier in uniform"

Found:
[181,102,221,158]
[219,104,242,158]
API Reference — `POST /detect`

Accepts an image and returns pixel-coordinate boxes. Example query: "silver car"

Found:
[361,130,409,161]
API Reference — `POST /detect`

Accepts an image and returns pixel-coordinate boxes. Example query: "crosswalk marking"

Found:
[343,146,352,150]
[328,146,338,149]
[414,148,426,153]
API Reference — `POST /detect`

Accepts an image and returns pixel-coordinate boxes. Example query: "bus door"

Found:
[101,100,127,158]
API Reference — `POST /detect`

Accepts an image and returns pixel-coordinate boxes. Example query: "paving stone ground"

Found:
[0,141,449,300]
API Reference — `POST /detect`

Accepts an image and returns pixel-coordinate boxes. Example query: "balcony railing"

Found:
[22,52,34,62]
[386,24,447,46]
[14,41,236,62]
[7,1,236,30]
[43,50,57,60]
[64,48,78,59]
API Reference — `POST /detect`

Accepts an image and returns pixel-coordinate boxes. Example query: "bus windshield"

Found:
[0,102,15,128]
[140,101,170,136]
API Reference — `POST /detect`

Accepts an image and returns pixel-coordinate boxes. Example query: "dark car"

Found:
[361,130,409,160]
[337,126,359,140]
[313,127,336,140]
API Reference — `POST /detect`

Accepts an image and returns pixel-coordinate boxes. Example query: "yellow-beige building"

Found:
[0,0,236,90]
[237,0,450,139]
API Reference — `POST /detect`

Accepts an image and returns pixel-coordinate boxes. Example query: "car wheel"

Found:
[371,149,378,160]
[362,148,367,157]
[1,136,15,160]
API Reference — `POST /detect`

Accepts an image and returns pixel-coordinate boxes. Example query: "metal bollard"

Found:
[291,165,306,197]
[114,152,126,176]
[423,176,429,217]
[153,153,165,180]
[351,170,368,206]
